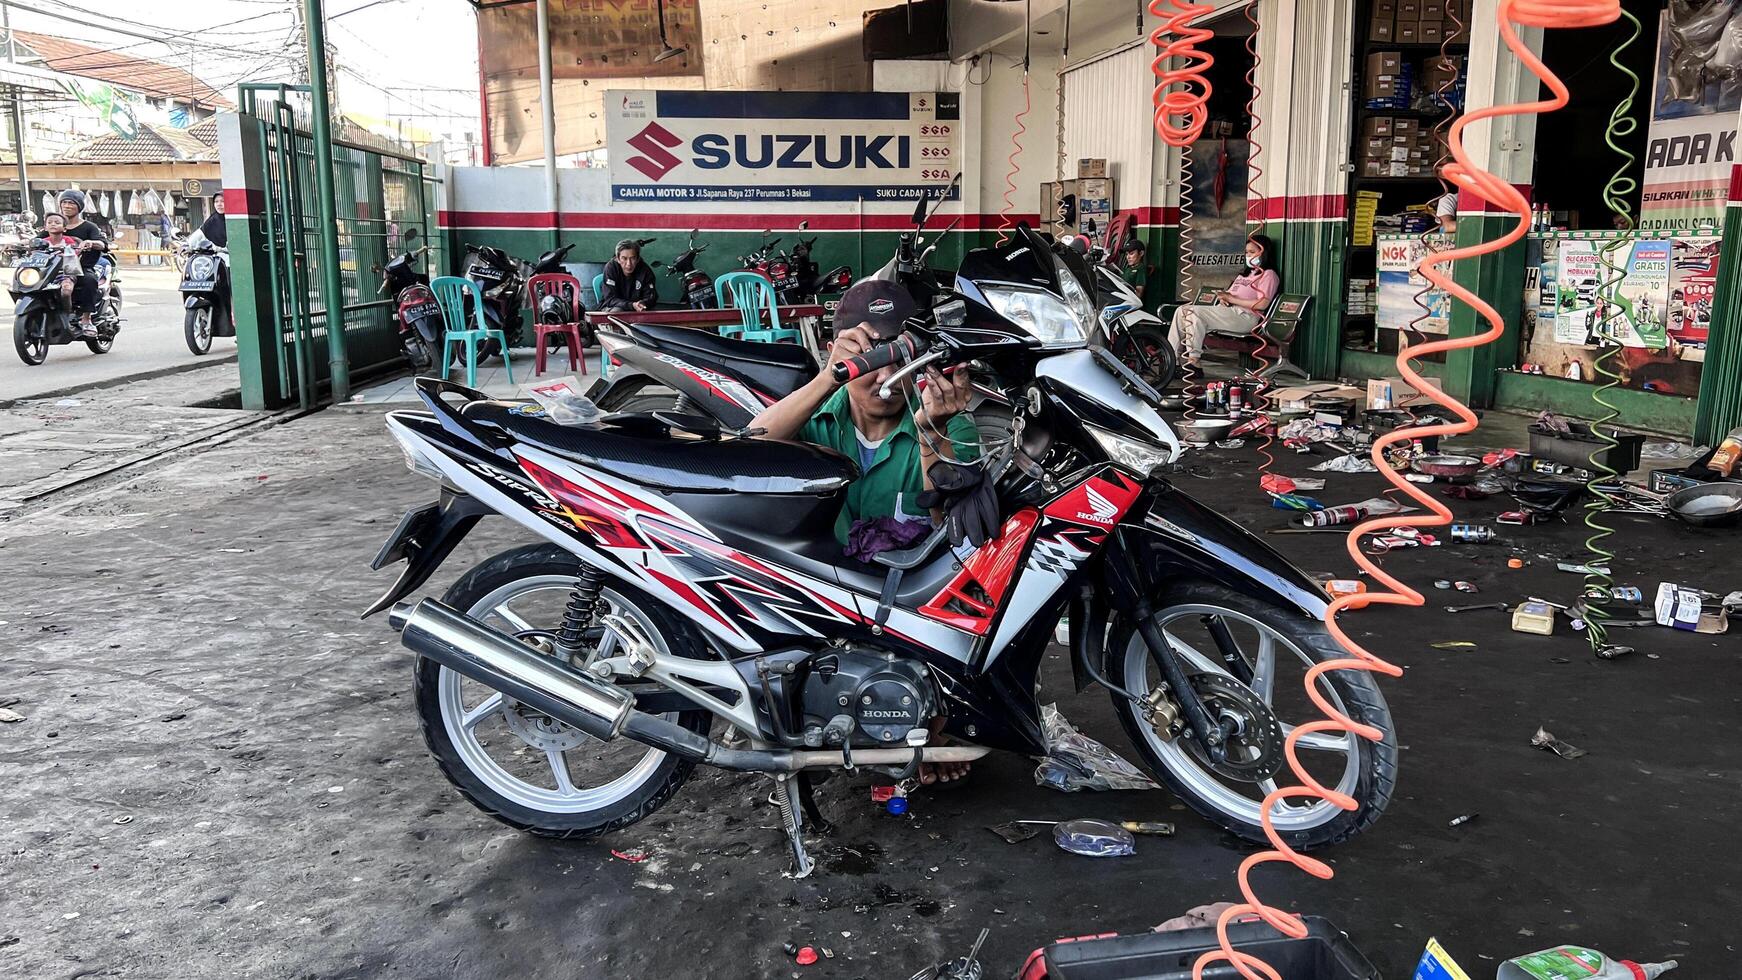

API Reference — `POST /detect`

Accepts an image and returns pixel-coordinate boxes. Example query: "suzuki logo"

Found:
[626,122,684,181]
[1076,486,1119,525]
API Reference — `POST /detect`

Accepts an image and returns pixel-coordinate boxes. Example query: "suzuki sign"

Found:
[606,91,961,203]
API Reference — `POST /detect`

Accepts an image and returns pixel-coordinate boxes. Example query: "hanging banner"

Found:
[1641,8,1742,231]
[1375,234,1452,335]
[1181,139,1250,292]
[477,0,702,80]
[60,79,138,139]
[606,91,960,203]
[1554,238,1671,348]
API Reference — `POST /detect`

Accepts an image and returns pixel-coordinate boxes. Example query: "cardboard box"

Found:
[1397,19,1421,43]
[1656,583,1703,631]
[1361,159,1385,177]
[1398,0,1421,16]
[1365,115,1395,137]
[1421,21,1443,43]
[1077,158,1107,179]
[1369,13,1395,41]
[1376,374,1443,409]
[1079,177,1110,200]
[1365,76,1398,99]
[1423,0,1444,15]
[1394,118,1420,136]
[1367,50,1402,77]
[1375,0,1397,12]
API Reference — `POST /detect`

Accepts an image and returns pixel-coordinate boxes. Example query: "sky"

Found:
[5,0,482,152]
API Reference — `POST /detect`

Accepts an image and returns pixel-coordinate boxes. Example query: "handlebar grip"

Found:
[832,333,916,383]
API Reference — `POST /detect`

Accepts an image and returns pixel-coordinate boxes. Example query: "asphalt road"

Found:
[0,407,1732,979]
[0,266,238,403]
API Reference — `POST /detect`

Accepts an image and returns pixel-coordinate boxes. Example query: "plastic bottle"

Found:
[1709,425,1742,477]
[1497,946,1676,980]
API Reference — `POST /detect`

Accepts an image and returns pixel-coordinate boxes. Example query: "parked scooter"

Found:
[664,230,716,310]
[1067,226,1178,392]
[782,226,853,304]
[380,231,444,374]
[180,231,233,355]
[9,237,122,365]
[463,241,586,357]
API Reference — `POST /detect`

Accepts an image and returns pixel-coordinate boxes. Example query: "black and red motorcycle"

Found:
[664,229,716,310]
[380,237,443,373]
[365,222,1397,876]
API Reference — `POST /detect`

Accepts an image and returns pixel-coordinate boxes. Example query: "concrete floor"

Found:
[0,403,1736,979]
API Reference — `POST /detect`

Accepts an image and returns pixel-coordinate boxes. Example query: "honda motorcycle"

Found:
[1067,230,1178,393]
[10,239,122,365]
[464,241,584,358]
[664,230,716,310]
[366,222,1397,875]
[180,232,233,356]
[783,228,853,305]
[380,237,442,374]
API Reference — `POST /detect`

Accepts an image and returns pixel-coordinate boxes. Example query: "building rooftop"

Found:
[56,123,220,164]
[10,30,234,111]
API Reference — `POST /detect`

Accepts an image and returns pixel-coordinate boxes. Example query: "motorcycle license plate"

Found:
[181,279,216,291]
[687,288,714,306]
[403,301,441,320]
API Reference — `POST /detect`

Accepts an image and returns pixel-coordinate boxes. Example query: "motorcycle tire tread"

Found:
[413,543,713,840]
[1108,581,1398,851]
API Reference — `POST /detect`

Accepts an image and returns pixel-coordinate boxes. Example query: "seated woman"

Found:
[1169,234,1280,365]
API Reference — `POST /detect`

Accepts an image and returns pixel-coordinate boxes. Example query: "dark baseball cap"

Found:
[834,279,915,339]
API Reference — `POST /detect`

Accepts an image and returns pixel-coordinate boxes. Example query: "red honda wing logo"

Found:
[1045,472,1141,529]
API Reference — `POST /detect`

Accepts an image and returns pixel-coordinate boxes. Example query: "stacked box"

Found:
[1363,50,1414,109]
[1370,0,1395,40]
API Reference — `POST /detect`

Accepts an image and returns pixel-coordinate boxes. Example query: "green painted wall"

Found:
[1442,213,1527,408]
[1496,371,1695,437]
[1259,219,1346,378]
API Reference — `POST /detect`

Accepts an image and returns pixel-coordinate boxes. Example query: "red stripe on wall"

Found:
[1248,194,1347,221]
[1725,164,1742,203]
[438,210,1042,231]
[224,187,265,217]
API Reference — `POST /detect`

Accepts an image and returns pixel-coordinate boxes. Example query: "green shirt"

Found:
[800,386,981,545]
[1121,261,1162,315]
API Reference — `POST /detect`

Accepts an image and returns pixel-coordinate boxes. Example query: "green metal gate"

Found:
[229,85,444,410]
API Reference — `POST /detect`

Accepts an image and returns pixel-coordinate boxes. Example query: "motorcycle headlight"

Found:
[1087,423,1173,477]
[982,285,1088,348]
[388,424,447,482]
[189,256,216,279]
[16,267,42,288]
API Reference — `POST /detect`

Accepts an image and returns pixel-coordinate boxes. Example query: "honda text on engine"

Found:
[366,224,1396,876]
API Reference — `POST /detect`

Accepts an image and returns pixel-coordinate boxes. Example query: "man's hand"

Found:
[914,365,971,429]
[823,325,877,388]
[632,300,648,311]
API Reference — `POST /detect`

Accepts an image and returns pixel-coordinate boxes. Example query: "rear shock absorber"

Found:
[553,564,606,661]
[1190,3,1624,978]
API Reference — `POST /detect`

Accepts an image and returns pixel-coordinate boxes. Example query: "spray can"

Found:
[1300,504,1369,528]
[1450,524,1494,543]
[1229,383,1245,416]
[1497,946,1675,980]
[1609,586,1643,603]
[1206,381,1224,414]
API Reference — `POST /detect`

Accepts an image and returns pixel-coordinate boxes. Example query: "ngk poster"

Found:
[606,91,961,203]
[1375,235,1452,335]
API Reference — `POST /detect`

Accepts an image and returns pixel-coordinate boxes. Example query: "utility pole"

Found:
[536,0,558,249]
[303,0,349,402]
[1,0,30,217]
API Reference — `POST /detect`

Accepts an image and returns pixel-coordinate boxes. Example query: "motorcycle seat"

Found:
[627,323,818,399]
[461,400,853,495]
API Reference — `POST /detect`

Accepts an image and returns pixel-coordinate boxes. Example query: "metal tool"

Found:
[1445,602,1509,613]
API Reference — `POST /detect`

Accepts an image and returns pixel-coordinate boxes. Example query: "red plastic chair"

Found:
[527,272,588,375]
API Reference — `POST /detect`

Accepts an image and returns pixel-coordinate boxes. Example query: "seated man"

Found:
[750,279,980,784]
[599,239,657,312]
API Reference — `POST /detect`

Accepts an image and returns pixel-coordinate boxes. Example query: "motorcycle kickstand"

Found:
[772,772,816,878]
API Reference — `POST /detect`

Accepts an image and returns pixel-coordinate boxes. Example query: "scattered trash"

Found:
[782,942,798,956]
[1259,473,1297,495]
[1608,586,1644,603]
[112,815,133,825]
[1034,704,1158,793]
[1446,603,1506,614]
[1214,439,1247,450]
[821,948,835,959]
[160,712,186,722]
[1531,727,1587,760]
[611,848,650,863]
[1508,558,1527,569]
[794,946,819,966]
[1653,583,1727,633]
[1431,641,1477,650]
[1512,602,1556,635]
[1449,524,1495,543]
[1121,821,1175,836]
[1311,453,1379,474]
[1639,440,1687,459]
[1270,492,1324,511]
[1454,581,1479,593]
[54,398,81,407]
[0,708,22,723]
[921,928,990,980]
[1499,946,1676,980]
[1447,813,1479,828]
[1417,939,1473,979]
[1053,818,1136,858]
[987,821,1042,844]
[1299,497,1410,528]
[1324,579,1366,599]
[1433,580,1453,590]
[1556,562,1610,576]
[1594,645,1636,660]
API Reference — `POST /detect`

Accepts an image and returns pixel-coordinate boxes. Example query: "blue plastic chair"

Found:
[714,271,798,344]
[432,275,512,389]
[591,273,613,376]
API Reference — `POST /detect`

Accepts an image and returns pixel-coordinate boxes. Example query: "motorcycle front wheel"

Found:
[413,544,712,839]
[14,312,48,365]
[1110,322,1179,392]
[1108,581,1398,850]
[185,307,213,355]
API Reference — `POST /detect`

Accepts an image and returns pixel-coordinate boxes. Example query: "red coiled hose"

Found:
[1240,0,1277,484]
[1190,3,1621,978]
[1151,0,1216,427]
[996,72,1032,246]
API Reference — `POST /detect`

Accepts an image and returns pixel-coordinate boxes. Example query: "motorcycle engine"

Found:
[799,650,938,749]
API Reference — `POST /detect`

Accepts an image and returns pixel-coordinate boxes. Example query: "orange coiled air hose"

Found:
[1151,0,1216,426]
[1240,0,1277,485]
[996,72,1032,247]
[1190,3,1621,978]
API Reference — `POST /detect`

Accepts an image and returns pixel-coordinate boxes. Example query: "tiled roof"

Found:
[188,117,218,147]
[56,123,219,164]
[11,30,233,110]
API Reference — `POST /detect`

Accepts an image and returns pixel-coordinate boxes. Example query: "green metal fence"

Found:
[231,85,443,410]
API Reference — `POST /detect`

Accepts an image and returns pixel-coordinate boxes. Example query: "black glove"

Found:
[916,459,1000,548]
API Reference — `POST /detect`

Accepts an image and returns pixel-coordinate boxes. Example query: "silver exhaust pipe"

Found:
[391,598,633,743]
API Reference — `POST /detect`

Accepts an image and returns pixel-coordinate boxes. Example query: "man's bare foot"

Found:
[917,716,971,786]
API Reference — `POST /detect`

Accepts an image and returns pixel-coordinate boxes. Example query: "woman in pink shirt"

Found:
[1170,234,1281,364]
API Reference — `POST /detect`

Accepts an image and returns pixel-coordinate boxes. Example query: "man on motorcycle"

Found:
[56,190,109,339]
[599,239,657,312]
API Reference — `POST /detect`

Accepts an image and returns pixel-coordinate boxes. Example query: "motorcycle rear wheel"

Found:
[14,312,48,365]
[413,544,712,839]
[1108,581,1397,850]
[185,307,213,355]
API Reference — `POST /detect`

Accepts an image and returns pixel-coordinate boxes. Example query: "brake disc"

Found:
[500,699,592,752]
[1185,672,1285,783]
